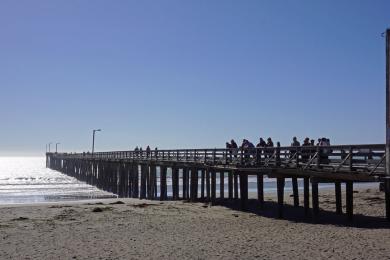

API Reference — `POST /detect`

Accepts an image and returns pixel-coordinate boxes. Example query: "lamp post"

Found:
[385,28,390,220]
[92,129,101,155]
[56,143,60,153]
[48,142,52,153]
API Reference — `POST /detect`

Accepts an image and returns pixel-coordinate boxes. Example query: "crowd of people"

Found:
[225,136,332,162]
[226,137,331,150]
[134,145,156,157]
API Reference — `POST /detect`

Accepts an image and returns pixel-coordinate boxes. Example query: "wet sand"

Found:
[0,187,389,259]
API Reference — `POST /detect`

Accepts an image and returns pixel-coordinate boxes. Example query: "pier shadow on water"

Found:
[209,199,390,229]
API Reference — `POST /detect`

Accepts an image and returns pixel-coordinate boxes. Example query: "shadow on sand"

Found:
[210,199,390,229]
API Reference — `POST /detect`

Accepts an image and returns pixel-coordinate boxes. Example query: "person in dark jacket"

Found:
[265,137,274,158]
[301,137,310,162]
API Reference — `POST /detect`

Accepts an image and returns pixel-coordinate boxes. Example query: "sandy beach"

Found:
[1,186,389,260]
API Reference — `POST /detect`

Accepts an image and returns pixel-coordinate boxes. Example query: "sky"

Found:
[0,0,389,155]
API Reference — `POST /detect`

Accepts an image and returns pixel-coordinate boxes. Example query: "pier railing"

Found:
[50,144,386,176]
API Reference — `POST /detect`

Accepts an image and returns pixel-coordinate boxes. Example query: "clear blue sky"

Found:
[0,0,389,155]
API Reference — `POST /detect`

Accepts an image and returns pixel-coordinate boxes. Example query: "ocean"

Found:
[0,157,116,204]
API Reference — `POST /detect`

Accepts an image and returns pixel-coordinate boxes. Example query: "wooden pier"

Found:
[46,144,390,222]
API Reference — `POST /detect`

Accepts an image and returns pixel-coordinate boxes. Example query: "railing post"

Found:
[349,146,353,171]
[316,146,321,169]
[240,148,244,165]
[276,146,281,167]
[213,149,216,165]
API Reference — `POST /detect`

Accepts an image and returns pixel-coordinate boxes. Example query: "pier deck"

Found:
[46,144,390,222]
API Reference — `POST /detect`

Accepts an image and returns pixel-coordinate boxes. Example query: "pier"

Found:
[46,144,390,222]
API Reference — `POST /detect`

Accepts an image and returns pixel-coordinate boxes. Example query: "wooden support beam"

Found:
[201,169,205,199]
[133,164,139,198]
[149,165,156,200]
[172,167,179,200]
[304,177,310,216]
[160,166,167,201]
[211,170,216,204]
[190,168,198,201]
[206,169,211,201]
[312,181,319,218]
[182,168,187,200]
[220,171,225,199]
[146,165,152,199]
[277,177,285,218]
[140,164,146,199]
[233,172,239,199]
[228,171,233,199]
[186,168,190,199]
[239,172,248,210]
[154,165,158,198]
[292,177,299,207]
[346,181,354,221]
[335,181,342,214]
[257,174,264,207]
[386,179,390,221]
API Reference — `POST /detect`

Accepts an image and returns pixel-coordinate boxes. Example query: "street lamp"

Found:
[92,129,101,154]
[48,142,52,153]
[56,143,60,153]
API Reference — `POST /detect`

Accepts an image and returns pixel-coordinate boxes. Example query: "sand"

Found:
[0,187,389,260]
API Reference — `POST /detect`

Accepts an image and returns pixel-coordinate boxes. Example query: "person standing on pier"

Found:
[230,139,238,149]
[256,138,267,148]
[256,138,267,158]
[146,146,151,158]
[290,136,300,159]
[230,139,238,159]
[301,137,311,162]
[265,137,274,158]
